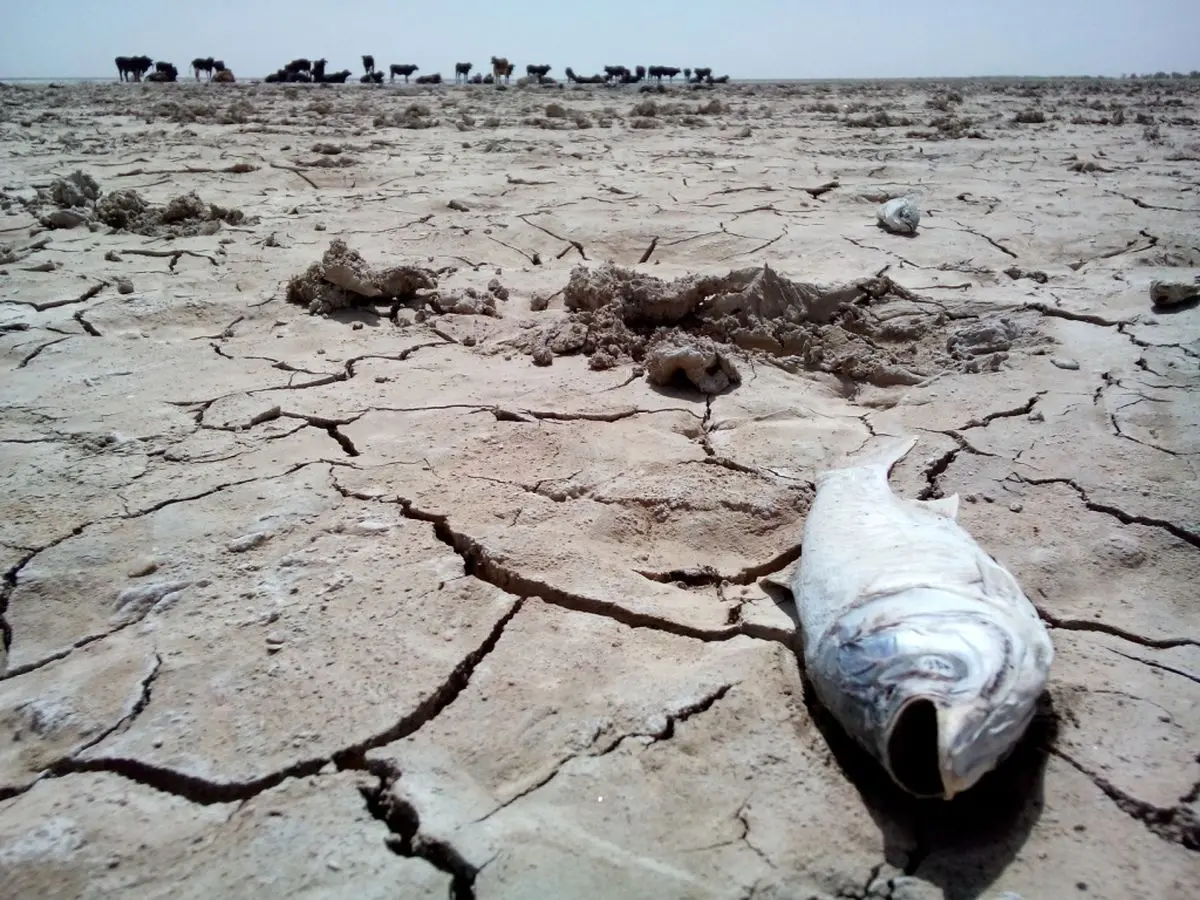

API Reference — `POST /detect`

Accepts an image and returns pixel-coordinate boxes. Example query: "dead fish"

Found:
[792,436,1053,800]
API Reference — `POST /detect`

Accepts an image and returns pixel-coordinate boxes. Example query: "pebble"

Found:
[1028,409,1045,422]
[1009,501,1023,512]
[1149,279,1199,308]
[352,321,364,330]
[265,632,286,653]
[115,276,134,294]
[127,558,159,577]
[1051,357,1080,370]
[227,532,269,553]
[314,223,326,231]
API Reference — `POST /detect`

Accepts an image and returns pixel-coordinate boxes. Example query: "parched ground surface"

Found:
[0,76,1197,899]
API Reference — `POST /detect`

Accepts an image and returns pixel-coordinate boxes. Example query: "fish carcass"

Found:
[792,436,1053,799]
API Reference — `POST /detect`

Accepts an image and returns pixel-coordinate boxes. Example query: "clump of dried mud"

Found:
[285,239,506,317]
[95,189,251,236]
[33,170,254,236]
[512,262,1045,389]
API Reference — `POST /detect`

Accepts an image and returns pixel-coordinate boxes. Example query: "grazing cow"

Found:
[214,60,227,72]
[389,63,419,83]
[603,65,629,82]
[286,58,312,75]
[454,62,473,83]
[661,66,680,81]
[116,55,153,81]
[415,72,442,85]
[526,63,551,83]
[213,69,236,83]
[362,55,375,75]
[324,69,352,83]
[191,57,215,81]
[360,71,384,84]
[490,56,509,85]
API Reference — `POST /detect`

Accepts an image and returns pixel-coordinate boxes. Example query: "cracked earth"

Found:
[1,77,1198,899]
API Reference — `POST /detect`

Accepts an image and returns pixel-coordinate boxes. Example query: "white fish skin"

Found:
[792,436,1054,800]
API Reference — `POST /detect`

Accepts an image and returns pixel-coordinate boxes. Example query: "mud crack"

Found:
[1018,475,1200,550]
[361,762,482,899]
[1050,747,1199,851]
[474,683,734,823]
[10,599,524,807]
[1033,594,1198,649]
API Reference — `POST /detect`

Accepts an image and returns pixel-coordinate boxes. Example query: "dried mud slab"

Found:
[0,771,442,899]
[512,262,1048,389]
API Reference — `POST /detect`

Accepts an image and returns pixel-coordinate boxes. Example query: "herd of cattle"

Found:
[113,53,730,87]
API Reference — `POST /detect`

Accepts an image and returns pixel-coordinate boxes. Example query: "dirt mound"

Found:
[94,189,251,237]
[512,262,1042,388]
[285,240,507,317]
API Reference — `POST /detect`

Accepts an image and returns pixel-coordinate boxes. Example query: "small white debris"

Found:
[1051,357,1080,370]
[227,532,270,553]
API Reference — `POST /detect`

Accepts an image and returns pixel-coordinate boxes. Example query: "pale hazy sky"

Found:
[1,0,1196,80]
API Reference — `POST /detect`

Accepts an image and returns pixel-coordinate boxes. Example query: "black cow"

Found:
[389,64,419,83]
[454,62,473,83]
[526,63,551,83]
[147,62,179,83]
[311,58,328,81]
[323,69,352,83]
[362,54,375,75]
[360,71,384,84]
[115,55,153,82]
[565,67,605,85]
[414,72,442,85]
[191,57,215,81]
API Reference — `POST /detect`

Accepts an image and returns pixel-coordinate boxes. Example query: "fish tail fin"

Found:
[816,435,918,484]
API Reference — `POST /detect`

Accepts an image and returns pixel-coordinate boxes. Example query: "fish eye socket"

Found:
[886,698,942,797]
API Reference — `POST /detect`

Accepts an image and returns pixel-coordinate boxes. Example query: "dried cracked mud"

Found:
[1,76,1197,899]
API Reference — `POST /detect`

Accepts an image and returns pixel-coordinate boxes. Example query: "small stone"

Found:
[462,334,477,347]
[314,223,326,231]
[1149,279,1199,308]
[374,376,389,383]
[532,346,554,366]
[104,250,122,262]
[115,276,134,294]
[1051,357,1079,370]
[1009,502,1023,512]
[1028,409,1045,422]
[127,558,159,578]
[265,631,286,652]
[152,737,164,748]
[227,532,269,553]
[326,860,342,872]
[352,321,364,330]
[529,293,549,312]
